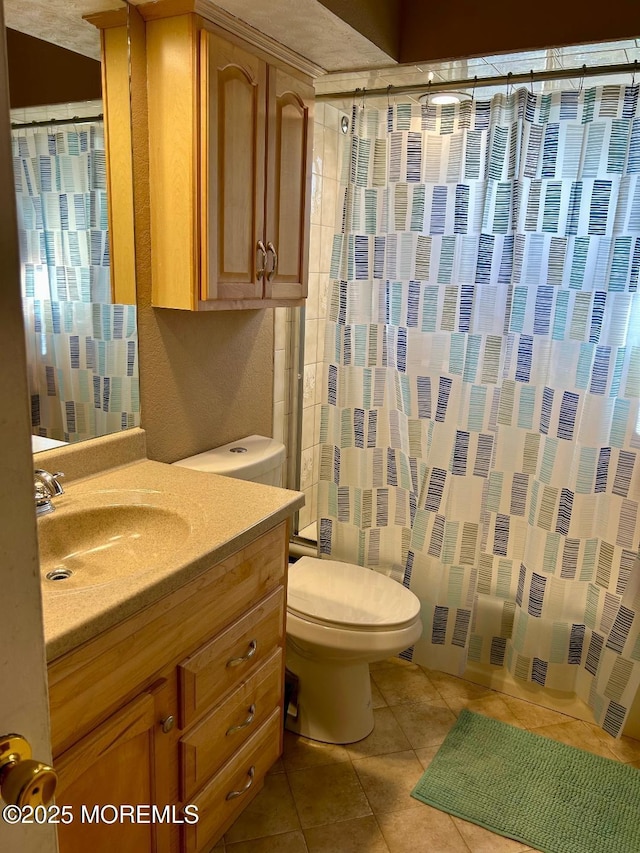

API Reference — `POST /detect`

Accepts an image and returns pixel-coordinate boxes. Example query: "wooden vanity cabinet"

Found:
[48,522,289,853]
[145,11,314,311]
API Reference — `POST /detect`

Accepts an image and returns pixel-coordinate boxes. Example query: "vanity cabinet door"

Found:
[55,686,173,853]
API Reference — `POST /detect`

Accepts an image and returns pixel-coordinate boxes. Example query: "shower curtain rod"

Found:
[11,114,103,129]
[315,59,639,101]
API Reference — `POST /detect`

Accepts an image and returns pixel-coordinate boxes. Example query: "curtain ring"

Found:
[529,69,534,95]
[506,71,512,98]
[471,75,477,102]
[361,88,366,109]
[386,84,392,109]
[633,59,638,87]
[579,64,586,93]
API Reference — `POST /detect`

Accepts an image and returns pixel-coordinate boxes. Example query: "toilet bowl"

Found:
[286,556,422,743]
[173,435,424,744]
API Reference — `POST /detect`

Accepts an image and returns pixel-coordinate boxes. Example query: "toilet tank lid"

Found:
[172,434,285,479]
[288,557,421,628]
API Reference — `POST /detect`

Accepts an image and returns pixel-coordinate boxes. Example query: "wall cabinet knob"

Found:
[160,715,175,734]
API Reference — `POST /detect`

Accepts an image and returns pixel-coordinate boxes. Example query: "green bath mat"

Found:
[411,709,640,853]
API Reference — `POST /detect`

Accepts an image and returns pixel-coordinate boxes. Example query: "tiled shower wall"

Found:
[273,102,347,533]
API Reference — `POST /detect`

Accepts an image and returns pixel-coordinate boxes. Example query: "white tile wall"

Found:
[272,102,348,533]
[10,99,103,125]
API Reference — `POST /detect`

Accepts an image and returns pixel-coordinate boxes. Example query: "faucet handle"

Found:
[34,469,65,498]
[50,472,65,495]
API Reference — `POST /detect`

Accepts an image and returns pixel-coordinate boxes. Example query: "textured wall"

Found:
[128,7,273,465]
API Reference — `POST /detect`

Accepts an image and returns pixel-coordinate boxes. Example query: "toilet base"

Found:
[285,641,374,744]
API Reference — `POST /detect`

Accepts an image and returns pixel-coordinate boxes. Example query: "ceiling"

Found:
[3,0,124,61]
[2,0,396,70]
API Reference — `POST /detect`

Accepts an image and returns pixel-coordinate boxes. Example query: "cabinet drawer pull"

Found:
[225,704,256,736]
[227,639,257,668]
[266,242,278,281]
[225,766,255,800]
[257,241,267,278]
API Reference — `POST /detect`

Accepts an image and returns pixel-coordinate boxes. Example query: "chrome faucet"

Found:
[34,469,65,516]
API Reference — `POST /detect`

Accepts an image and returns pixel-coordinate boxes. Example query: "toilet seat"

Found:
[287,557,420,631]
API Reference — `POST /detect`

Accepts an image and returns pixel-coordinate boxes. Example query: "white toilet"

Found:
[173,435,423,744]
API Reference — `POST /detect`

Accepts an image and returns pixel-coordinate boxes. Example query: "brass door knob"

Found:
[0,735,57,807]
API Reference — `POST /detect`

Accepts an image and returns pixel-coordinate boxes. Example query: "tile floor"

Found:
[214,657,640,853]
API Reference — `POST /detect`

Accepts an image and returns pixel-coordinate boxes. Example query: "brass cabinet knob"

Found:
[0,735,57,808]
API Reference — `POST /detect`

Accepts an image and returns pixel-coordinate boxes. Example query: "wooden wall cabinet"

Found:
[49,522,288,853]
[145,12,314,311]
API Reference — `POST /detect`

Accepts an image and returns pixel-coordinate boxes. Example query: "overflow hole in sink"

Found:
[46,568,73,582]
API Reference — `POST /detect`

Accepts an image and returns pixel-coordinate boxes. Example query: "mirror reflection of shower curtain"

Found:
[318,86,640,736]
[12,123,139,443]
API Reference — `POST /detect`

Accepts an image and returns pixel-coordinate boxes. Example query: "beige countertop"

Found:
[41,459,304,662]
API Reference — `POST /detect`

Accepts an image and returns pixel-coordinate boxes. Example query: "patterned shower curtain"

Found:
[13,123,139,443]
[318,85,640,736]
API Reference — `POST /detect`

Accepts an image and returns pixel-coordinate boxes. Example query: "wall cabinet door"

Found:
[264,66,314,302]
[201,31,266,303]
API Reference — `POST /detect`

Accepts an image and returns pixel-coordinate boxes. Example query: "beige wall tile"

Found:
[323,127,338,179]
[309,223,322,273]
[273,348,286,404]
[303,363,316,407]
[304,318,318,365]
[310,172,322,225]
[301,407,315,450]
[299,494,311,530]
[321,178,338,229]
[320,224,335,271]
[306,273,320,320]
[312,124,325,176]
[301,446,314,490]
[273,400,285,444]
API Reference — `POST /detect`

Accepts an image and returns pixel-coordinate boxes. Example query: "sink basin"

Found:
[39,497,192,591]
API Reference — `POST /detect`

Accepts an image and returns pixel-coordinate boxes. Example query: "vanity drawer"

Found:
[180,647,283,800]
[182,707,282,853]
[178,587,284,727]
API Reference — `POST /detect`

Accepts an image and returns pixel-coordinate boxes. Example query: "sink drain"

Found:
[46,568,73,582]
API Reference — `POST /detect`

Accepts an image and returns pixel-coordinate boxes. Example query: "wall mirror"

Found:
[5,0,139,452]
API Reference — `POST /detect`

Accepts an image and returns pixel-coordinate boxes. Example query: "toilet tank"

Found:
[172,434,286,487]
